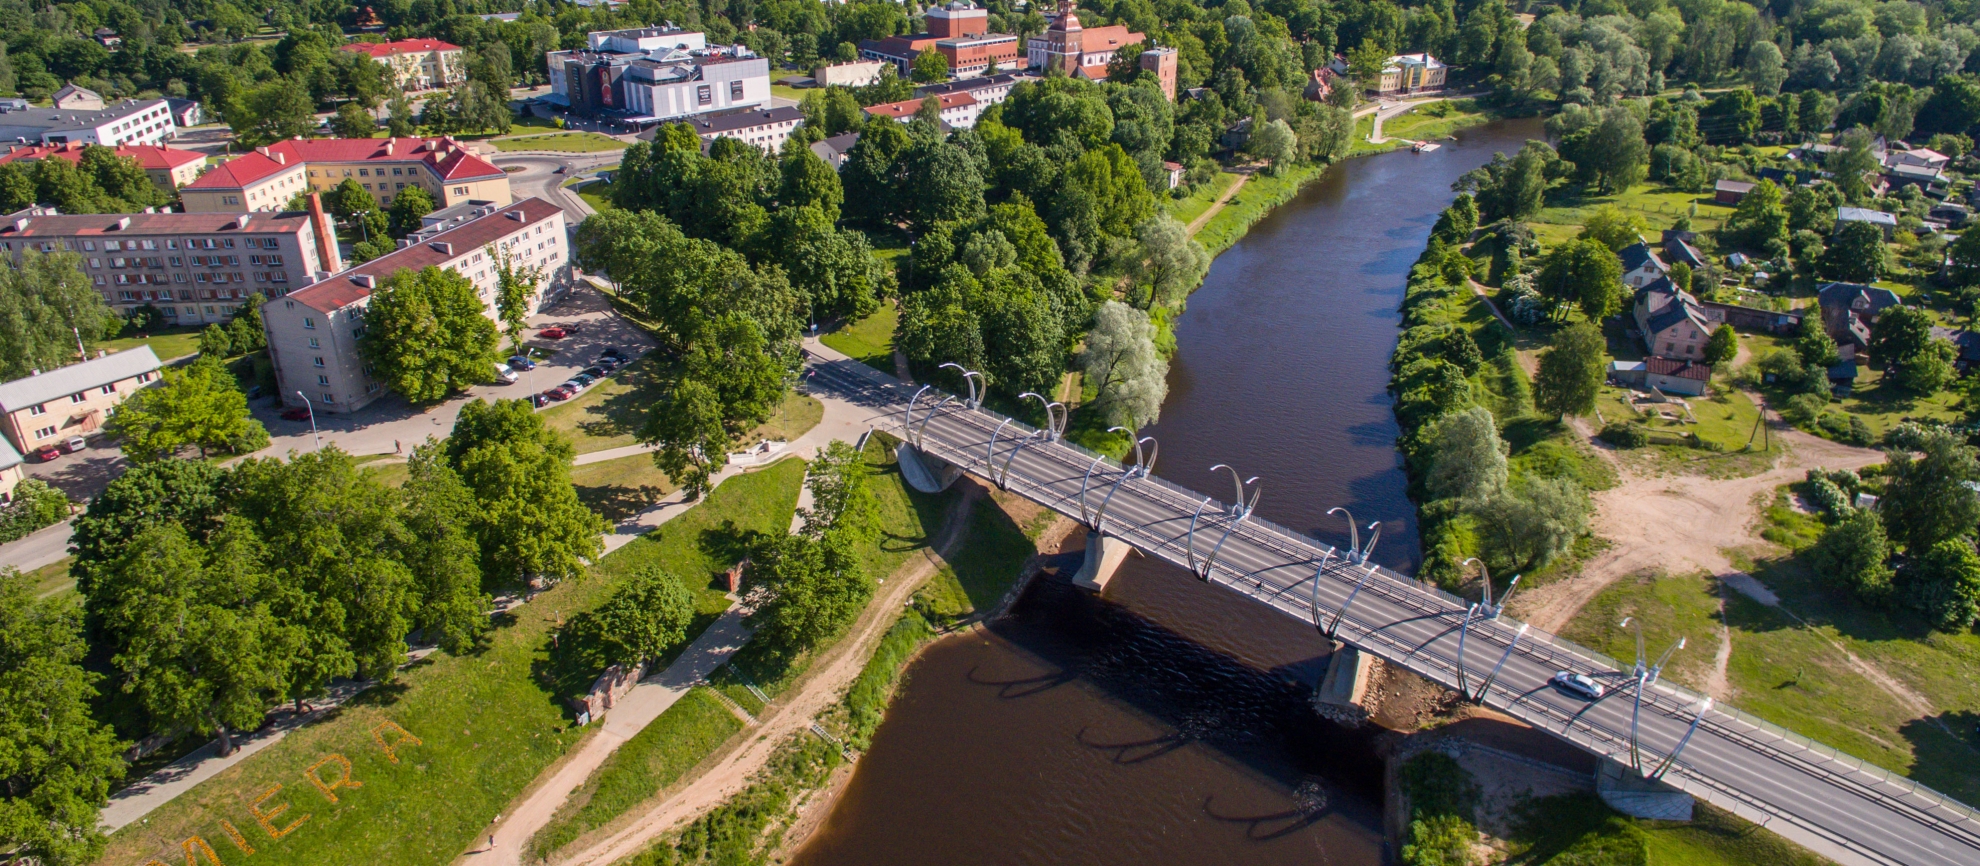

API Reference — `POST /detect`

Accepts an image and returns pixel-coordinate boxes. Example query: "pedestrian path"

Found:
[0,518,74,573]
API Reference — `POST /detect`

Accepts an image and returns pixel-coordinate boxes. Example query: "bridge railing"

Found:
[902,396,1980,831]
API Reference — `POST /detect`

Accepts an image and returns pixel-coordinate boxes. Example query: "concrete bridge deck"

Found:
[802,351,1980,866]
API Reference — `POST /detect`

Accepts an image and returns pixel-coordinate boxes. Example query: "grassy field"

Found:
[98,326,203,362]
[1504,793,1834,864]
[539,358,666,453]
[818,304,897,374]
[911,490,1054,626]
[1193,164,1325,255]
[770,83,807,101]
[1164,171,1241,226]
[1593,383,1781,478]
[1529,184,1736,251]
[97,459,806,866]
[491,132,626,153]
[570,178,615,212]
[26,557,74,598]
[570,454,676,522]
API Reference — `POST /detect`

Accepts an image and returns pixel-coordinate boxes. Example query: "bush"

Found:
[1782,391,1828,426]
[1598,421,1648,448]
[0,479,69,543]
[1402,813,1477,866]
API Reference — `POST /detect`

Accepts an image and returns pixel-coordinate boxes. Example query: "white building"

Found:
[0,99,177,147]
[685,107,806,153]
[547,28,770,125]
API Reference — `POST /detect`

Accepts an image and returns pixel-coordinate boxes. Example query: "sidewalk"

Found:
[0,518,74,573]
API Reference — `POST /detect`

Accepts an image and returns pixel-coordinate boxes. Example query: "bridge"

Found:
[803,351,1980,866]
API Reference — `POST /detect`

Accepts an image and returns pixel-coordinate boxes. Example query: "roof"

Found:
[1715,179,1755,194]
[1637,279,1710,336]
[0,435,17,469]
[684,107,806,135]
[1818,282,1902,315]
[1618,241,1666,274]
[864,92,977,120]
[1837,207,1897,226]
[289,197,562,312]
[915,72,1034,97]
[52,84,101,105]
[1610,360,1646,372]
[339,38,460,58]
[0,209,313,238]
[811,131,859,156]
[1663,236,1706,269]
[1828,360,1859,379]
[183,136,503,191]
[1079,24,1142,53]
[0,142,203,173]
[0,346,161,413]
[1644,356,1711,381]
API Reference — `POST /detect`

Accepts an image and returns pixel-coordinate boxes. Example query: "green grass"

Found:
[1164,171,1240,226]
[770,83,807,101]
[570,453,676,522]
[1505,793,1834,865]
[524,688,743,859]
[491,132,626,153]
[1827,363,1963,437]
[1378,99,1492,143]
[539,358,666,453]
[26,557,73,598]
[911,492,1042,627]
[1593,384,1782,478]
[571,178,615,212]
[97,326,203,361]
[98,459,805,866]
[818,304,897,374]
[1193,164,1324,255]
[359,460,412,488]
[1531,183,1737,247]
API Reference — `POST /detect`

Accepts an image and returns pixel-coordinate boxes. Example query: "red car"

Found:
[542,386,573,402]
[34,444,60,462]
[538,327,568,340]
[281,407,312,422]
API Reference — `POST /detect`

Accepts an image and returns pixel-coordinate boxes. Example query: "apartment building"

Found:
[914,71,1036,114]
[180,136,510,213]
[0,438,21,503]
[0,98,178,147]
[0,346,162,455]
[340,38,467,91]
[0,142,206,192]
[0,202,342,326]
[685,107,805,152]
[263,197,570,413]
[865,92,981,129]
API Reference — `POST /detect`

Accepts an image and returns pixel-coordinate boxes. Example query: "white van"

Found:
[494,364,519,384]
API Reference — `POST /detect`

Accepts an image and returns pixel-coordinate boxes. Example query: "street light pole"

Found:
[295,391,320,451]
[1619,616,1687,775]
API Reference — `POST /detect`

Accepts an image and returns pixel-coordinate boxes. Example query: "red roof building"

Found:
[180,137,510,214]
[0,142,206,191]
[339,38,466,91]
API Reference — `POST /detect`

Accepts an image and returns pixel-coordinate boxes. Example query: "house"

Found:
[1818,281,1903,355]
[814,60,888,88]
[179,136,511,214]
[1931,326,1980,373]
[0,99,177,147]
[1700,300,1802,334]
[1887,147,1950,171]
[684,107,805,153]
[163,98,204,128]
[1837,206,1898,239]
[1828,360,1859,386]
[92,27,121,48]
[52,84,105,110]
[1376,53,1446,95]
[865,92,981,128]
[262,198,570,414]
[1929,201,1970,227]
[1027,0,1144,81]
[0,142,205,192]
[339,38,466,91]
[809,132,859,170]
[860,2,1022,80]
[1162,161,1185,190]
[1661,230,1706,270]
[0,438,21,502]
[1305,67,1341,103]
[1619,241,1668,288]
[1883,162,1947,192]
[1633,278,1715,361]
[1609,357,1711,397]
[0,202,341,326]
[1714,179,1754,205]
[915,72,1036,114]
[0,346,163,455]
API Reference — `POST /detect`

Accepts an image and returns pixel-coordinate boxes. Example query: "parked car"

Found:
[530,393,551,408]
[1550,671,1605,700]
[494,364,519,384]
[543,387,572,402]
[508,355,537,371]
[34,444,60,462]
[538,327,568,340]
[600,346,625,359]
[280,407,312,422]
[572,373,596,386]
[560,322,583,334]
[582,366,605,378]
[63,436,87,453]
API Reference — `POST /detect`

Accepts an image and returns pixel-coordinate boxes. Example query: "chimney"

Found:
[273,152,285,165]
[255,146,270,157]
[506,210,523,221]
[384,140,394,155]
[114,217,129,230]
[12,217,27,232]
[307,192,343,275]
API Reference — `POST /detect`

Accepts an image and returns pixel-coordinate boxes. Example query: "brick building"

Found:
[859,2,1022,79]
[1028,1,1144,80]
[180,136,511,213]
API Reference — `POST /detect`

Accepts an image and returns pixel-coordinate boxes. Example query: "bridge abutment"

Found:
[1596,759,1694,821]
[896,443,963,493]
[1313,642,1375,726]
[1071,531,1131,592]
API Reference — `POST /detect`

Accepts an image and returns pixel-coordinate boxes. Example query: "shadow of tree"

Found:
[575,482,669,522]
[1900,710,1980,805]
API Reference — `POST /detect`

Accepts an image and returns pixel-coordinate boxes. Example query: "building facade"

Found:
[0,346,162,455]
[0,142,205,192]
[1377,54,1446,94]
[263,197,571,413]
[548,28,773,125]
[1139,47,1178,100]
[180,136,511,213]
[814,60,887,87]
[0,99,177,147]
[859,2,1022,79]
[1028,1,1144,79]
[0,203,341,327]
[340,38,467,91]
[684,107,806,152]
[865,92,981,128]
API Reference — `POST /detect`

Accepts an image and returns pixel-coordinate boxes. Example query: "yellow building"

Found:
[0,347,163,456]
[1377,53,1447,94]
[180,136,511,213]
[339,38,466,92]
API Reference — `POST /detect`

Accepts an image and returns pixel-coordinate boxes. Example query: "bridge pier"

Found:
[1313,641,1375,726]
[1596,759,1694,821]
[896,443,963,493]
[1071,531,1131,592]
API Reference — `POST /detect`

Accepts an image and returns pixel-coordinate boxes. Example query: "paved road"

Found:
[0,518,74,573]
[493,153,622,223]
[797,356,1980,866]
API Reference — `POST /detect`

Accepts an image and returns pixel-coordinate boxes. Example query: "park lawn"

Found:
[570,454,676,522]
[1164,171,1240,226]
[1378,98,1491,143]
[98,326,204,362]
[748,391,823,447]
[770,83,807,101]
[27,557,73,598]
[570,178,614,212]
[96,460,806,866]
[1593,385,1781,477]
[358,460,412,488]
[1193,163,1324,255]
[539,358,666,453]
[491,132,625,153]
[819,304,897,374]
[1505,793,1834,865]
[1531,184,1736,248]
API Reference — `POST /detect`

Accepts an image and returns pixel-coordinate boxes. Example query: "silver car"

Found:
[1551,671,1604,700]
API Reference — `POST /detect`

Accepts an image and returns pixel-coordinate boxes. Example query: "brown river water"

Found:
[792,117,1546,866]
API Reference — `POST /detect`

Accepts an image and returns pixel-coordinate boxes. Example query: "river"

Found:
[790,117,1546,866]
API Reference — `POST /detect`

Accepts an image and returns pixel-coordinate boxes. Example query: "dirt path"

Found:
[549,483,985,866]
[1185,173,1250,236]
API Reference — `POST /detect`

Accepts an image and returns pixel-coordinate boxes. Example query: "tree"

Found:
[1564,108,1647,193]
[1723,179,1789,252]
[1424,407,1508,503]
[1536,239,1624,320]
[386,93,417,137]
[1474,477,1591,570]
[105,356,269,461]
[0,568,125,866]
[589,567,693,665]
[779,145,843,222]
[1950,224,1980,286]
[1810,508,1894,602]
[197,322,233,358]
[1534,322,1607,420]
[1703,325,1737,366]
[1743,40,1787,96]
[1246,117,1298,175]
[1899,539,1980,632]
[1401,814,1476,866]
[1880,424,1980,554]
[1078,301,1168,429]
[1794,313,1840,368]
[358,266,498,403]
[1577,206,1644,252]
[910,48,949,83]
[644,377,728,499]
[797,441,880,543]
[328,101,377,139]
[69,461,229,596]
[0,479,69,544]
[1870,306,1953,393]
[0,248,119,380]
[396,444,487,654]
[1130,213,1210,309]
[227,77,315,147]
[229,294,267,355]
[444,399,605,588]
[748,530,868,655]
[386,184,435,238]
[488,245,541,352]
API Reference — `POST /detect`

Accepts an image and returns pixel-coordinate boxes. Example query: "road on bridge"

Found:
[801,352,1980,866]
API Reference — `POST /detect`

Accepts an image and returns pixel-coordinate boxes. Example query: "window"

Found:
[392,168,402,176]
[223,196,239,205]
[88,258,101,268]
[303,317,316,329]
[1665,342,1674,351]
[69,392,86,404]
[223,240,235,249]
[322,393,335,403]
[27,404,44,416]
[136,371,154,384]
[99,384,115,395]
[81,240,95,251]
[33,426,56,440]
[105,241,122,252]
[317,374,330,386]
[170,256,181,266]
[359,168,369,177]
[730,81,744,99]
[308,337,319,348]
[312,356,325,367]
[453,187,466,196]
[250,255,262,265]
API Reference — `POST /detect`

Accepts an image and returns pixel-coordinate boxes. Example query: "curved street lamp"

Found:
[937,363,983,409]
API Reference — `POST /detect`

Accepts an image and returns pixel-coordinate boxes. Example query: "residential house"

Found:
[1818,281,1902,356]
[1883,162,1947,193]
[1376,53,1446,94]
[1661,229,1706,270]
[1700,300,1802,334]
[1305,67,1341,103]
[0,99,177,147]
[340,38,466,91]
[684,107,805,152]
[863,2,1023,80]
[1837,206,1898,239]
[164,98,205,128]
[0,142,205,193]
[179,136,511,213]
[1027,1,1144,80]
[1162,161,1185,189]
[1931,326,1980,374]
[809,132,859,169]
[1619,240,1668,288]
[0,202,341,326]
[262,198,570,414]
[0,438,21,502]
[1633,277,1715,361]
[0,347,162,455]
[1888,146,1950,171]
[865,92,980,128]
[52,84,104,110]
[1714,179,1754,205]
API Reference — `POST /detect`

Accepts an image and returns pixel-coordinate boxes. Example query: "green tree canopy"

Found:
[1899,539,1980,632]
[1880,424,1980,554]
[444,399,604,589]
[1811,507,1894,603]
[0,249,120,380]
[1536,239,1624,321]
[589,567,694,666]
[358,266,498,403]
[1533,322,1607,420]
[104,355,269,461]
